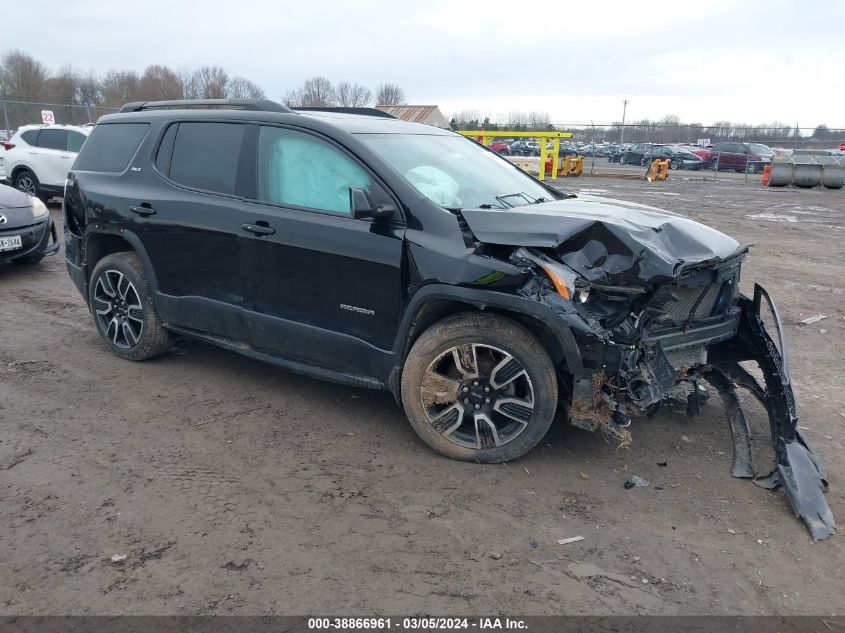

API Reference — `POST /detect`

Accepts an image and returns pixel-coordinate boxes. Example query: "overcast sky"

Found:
[10,0,845,127]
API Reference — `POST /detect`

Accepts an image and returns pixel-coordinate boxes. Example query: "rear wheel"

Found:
[401,313,557,463]
[88,252,170,361]
[670,159,680,170]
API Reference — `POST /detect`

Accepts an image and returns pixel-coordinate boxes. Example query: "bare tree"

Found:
[526,111,551,130]
[100,70,141,108]
[177,69,199,99]
[284,76,336,107]
[76,71,101,106]
[0,50,49,100]
[375,82,405,106]
[227,76,266,99]
[138,65,182,100]
[193,66,229,99]
[335,81,372,107]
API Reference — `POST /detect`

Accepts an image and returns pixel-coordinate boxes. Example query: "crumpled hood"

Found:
[461,195,742,284]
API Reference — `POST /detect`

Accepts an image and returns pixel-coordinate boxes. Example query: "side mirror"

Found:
[349,187,395,220]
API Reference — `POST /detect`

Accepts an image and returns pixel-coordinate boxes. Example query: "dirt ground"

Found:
[1,166,843,616]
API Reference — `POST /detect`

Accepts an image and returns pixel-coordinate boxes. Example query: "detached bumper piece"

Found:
[709,284,835,540]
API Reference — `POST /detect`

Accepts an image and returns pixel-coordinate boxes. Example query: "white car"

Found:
[3,124,90,200]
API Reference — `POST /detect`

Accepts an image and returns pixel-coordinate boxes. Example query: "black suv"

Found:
[64,99,832,539]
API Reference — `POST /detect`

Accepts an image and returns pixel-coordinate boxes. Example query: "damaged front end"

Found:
[708,286,835,540]
[517,249,833,539]
[461,200,834,539]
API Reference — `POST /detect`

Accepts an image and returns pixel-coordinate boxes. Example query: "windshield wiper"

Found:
[495,192,538,207]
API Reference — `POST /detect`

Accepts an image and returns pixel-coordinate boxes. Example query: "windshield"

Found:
[357,133,555,209]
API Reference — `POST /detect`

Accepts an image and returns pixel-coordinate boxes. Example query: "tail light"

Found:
[1,142,14,150]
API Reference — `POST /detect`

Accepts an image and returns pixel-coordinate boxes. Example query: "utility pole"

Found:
[620,99,628,145]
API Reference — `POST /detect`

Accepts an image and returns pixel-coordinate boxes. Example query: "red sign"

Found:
[840,143,845,152]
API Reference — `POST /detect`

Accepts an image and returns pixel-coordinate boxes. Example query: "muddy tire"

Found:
[401,312,557,463]
[88,252,170,361]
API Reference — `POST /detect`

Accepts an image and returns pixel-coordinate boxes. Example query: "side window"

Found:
[68,131,86,152]
[38,129,69,150]
[257,126,373,215]
[169,122,245,195]
[21,130,39,145]
[73,123,150,173]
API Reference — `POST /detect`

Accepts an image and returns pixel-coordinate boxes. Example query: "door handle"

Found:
[241,222,276,236]
[129,205,156,217]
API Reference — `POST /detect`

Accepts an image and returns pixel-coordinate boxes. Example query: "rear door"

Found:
[33,128,74,186]
[137,120,252,341]
[239,124,405,377]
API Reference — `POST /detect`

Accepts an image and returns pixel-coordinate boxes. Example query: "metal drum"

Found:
[819,157,845,189]
[767,160,792,187]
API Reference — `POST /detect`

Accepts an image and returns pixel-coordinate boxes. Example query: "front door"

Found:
[239,125,405,378]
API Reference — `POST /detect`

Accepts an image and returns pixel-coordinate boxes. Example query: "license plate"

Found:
[0,235,22,252]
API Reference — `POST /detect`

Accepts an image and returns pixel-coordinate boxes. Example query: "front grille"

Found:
[663,284,722,322]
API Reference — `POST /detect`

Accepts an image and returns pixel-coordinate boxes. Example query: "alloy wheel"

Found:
[93,270,144,349]
[419,343,535,450]
[16,174,36,196]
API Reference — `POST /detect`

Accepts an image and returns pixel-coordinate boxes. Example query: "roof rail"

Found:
[119,99,294,114]
[292,107,396,119]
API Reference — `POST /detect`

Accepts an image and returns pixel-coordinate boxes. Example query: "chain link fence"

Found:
[0,99,120,136]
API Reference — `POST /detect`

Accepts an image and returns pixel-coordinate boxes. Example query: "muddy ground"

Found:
[1,167,843,615]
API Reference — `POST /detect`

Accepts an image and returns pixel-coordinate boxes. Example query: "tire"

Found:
[88,252,170,361]
[498,149,511,156]
[640,157,648,167]
[14,169,41,199]
[401,312,558,463]
[747,163,760,174]
[670,159,680,170]
[620,155,627,165]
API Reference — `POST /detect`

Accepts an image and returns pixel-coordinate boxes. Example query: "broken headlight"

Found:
[515,247,590,303]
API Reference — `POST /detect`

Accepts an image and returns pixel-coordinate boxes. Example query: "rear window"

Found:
[73,123,150,173]
[167,122,244,195]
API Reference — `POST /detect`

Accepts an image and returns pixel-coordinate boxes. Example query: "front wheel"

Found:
[670,159,680,170]
[88,252,171,361]
[401,313,558,463]
[14,169,41,199]
[747,163,760,174]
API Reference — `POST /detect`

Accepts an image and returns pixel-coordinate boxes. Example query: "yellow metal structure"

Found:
[456,129,574,181]
[557,155,584,177]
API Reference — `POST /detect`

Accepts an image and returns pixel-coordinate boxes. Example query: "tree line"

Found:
[283,76,406,109]
[0,50,407,129]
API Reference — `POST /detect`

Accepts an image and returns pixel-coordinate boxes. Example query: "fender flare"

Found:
[82,227,160,293]
[393,284,584,375]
